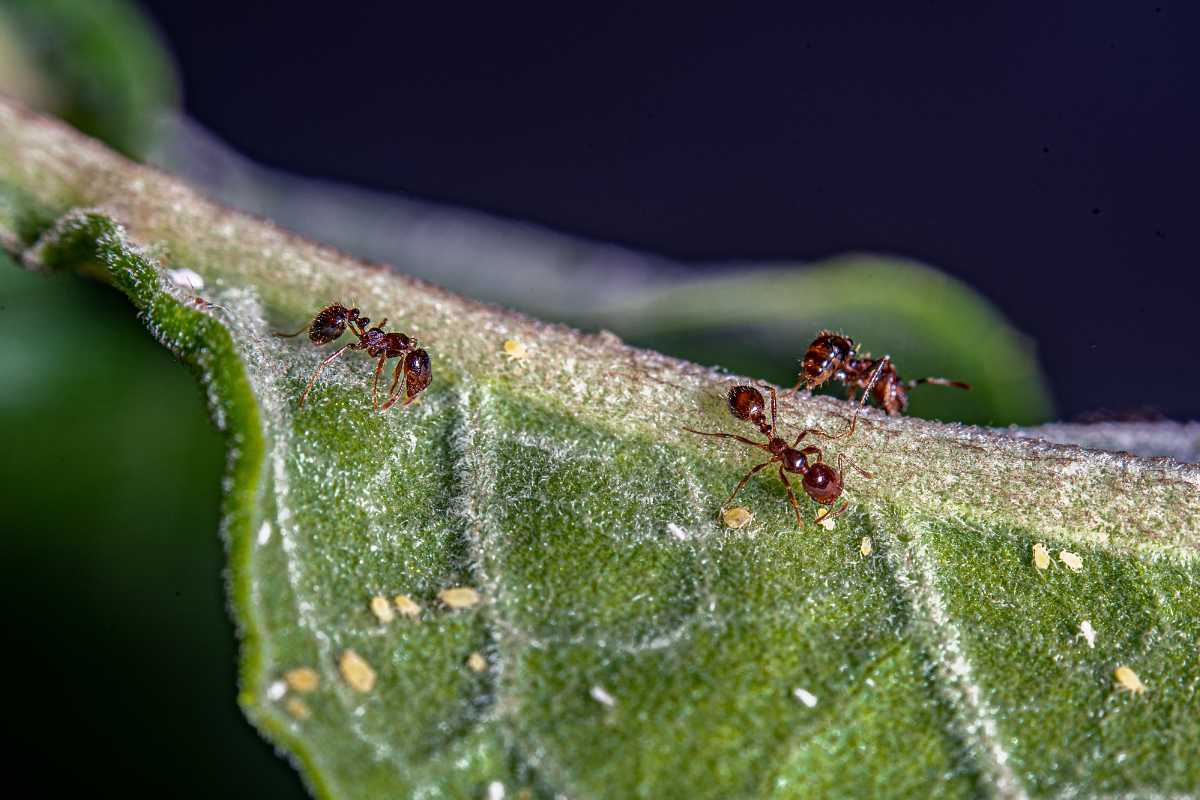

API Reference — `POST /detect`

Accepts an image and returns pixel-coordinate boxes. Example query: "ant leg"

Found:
[777,466,805,527]
[380,359,407,411]
[905,376,971,391]
[798,445,822,462]
[836,451,873,480]
[789,358,889,444]
[815,500,850,523]
[682,427,771,451]
[721,460,774,506]
[371,353,389,410]
[297,343,355,408]
[782,378,804,398]
[764,385,783,436]
[274,324,309,338]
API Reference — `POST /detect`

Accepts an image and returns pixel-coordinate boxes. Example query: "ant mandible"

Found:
[794,330,969,416]
[684,359,886,526]
[275,303,431,411]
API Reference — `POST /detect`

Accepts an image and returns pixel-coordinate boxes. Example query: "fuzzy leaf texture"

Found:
[2,99,1199,800]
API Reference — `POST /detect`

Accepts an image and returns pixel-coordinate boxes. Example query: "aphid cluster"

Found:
[277,303,431,410]
[796,330,969,416]
[685,360,884,526]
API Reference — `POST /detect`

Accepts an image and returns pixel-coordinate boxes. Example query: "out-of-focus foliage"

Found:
[0,0,176,156]
[4,107,1199,798]
[0,252,305,797]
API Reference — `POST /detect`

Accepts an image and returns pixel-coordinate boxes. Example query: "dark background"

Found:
[134,0,1200,420]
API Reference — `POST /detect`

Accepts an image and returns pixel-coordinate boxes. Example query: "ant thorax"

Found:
[781,448,808,473]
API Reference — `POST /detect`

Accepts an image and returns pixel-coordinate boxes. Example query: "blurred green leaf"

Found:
[4,100,1200,800]
[0,0,176,156]
[0,252,304,797]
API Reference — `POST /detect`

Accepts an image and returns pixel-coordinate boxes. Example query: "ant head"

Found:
[801,462,842,505]
[309,303,353,344]
[402,349,432,404]
[802,333,855,388]
[727,385,765,421]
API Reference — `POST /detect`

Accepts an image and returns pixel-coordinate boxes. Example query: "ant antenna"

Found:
[842,355,889,438]
[905,376,971,391]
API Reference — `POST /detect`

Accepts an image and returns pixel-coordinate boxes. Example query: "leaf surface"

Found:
[2,99,1198,799]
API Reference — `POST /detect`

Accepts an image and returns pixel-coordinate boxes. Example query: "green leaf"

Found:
[3,99,1199,799]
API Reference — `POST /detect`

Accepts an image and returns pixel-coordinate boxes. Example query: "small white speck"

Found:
[667,523,691,541]
[1077,620,1097,648]
[486,781,506,800]
[590,685,616,707]
[257,521,272,546]
[266,680,287,701]
[168,267,204,291]
[793,688,818,708]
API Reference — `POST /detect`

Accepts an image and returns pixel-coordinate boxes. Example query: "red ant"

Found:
[793,330,969,416]
[275,303,431,411]
[684,359,886,526]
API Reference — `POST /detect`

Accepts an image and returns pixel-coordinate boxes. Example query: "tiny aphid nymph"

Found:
[1114,665,1145,695]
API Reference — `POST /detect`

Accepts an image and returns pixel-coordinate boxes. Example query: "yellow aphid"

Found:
[1032,542,1051,570]
[283,666,320,694]
[393,594,422,619]
[338,649,376,693]
[1059,550,1083,572]
[369,595,395,623]
[722,506,754,529]
[503,339,528,360]
[860,536,873,557]
[438,586,482,609]
[284,697,311,720]
[466,651,488,673]
[817,512,836,531]
[1114,665,1145,694]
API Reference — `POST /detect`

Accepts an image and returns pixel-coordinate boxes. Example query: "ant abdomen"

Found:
[802,462,842,504]
[727,385,765,421]
[308,303,355,344]
[801,331,855,389]
[403,349,432,402]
